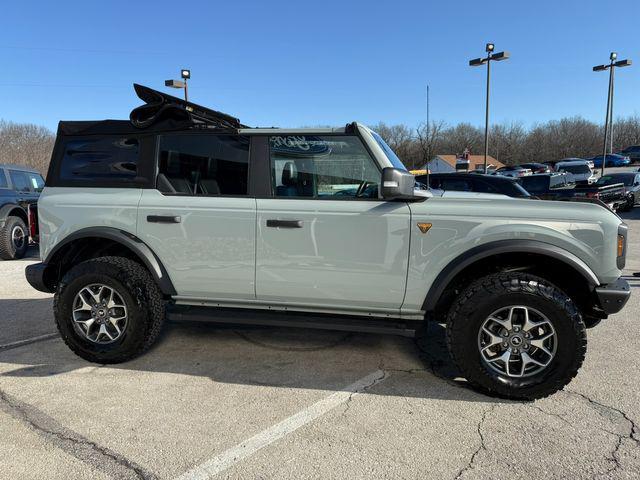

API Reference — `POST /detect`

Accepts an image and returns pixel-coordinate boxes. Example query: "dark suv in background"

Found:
[0,164,44,259]
[416,172,531,198]
[618,145,640,164]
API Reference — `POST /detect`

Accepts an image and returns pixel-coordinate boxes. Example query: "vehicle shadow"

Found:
[0,297,502,403]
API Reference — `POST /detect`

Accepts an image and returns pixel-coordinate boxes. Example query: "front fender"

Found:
[420,239,599,311]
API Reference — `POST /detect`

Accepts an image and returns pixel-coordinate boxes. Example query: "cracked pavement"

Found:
[1,205,639,479]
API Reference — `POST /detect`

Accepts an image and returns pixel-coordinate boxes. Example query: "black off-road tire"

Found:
[446,272,587,400]
[54,256,165,363]
[0,216,29,260]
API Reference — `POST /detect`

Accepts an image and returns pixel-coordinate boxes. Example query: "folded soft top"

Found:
[57,84,245,136]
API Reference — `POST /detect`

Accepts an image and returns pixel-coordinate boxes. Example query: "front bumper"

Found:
[25,262,55,293]
[594,277,631,314]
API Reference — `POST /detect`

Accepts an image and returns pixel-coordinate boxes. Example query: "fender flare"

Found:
[421,239,600,312]
[0,203,28,224]
[45,227,177,296]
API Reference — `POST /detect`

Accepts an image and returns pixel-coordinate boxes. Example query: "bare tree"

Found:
[437,123,483,157]
[490,122,527,165]
[0,120,55,173]
[414,121,445,170]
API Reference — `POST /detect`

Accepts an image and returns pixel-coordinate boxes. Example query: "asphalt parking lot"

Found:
[1,201,639,479]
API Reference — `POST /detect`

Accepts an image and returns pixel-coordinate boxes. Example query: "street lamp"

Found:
[593,53,631,175]
[469,43,510,173]
[165,68,191,102]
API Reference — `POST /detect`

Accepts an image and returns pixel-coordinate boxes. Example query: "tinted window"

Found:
[473,181,498,194]
[0,169,7,189]
[61,137,139,180]
[598,174,633,186]
[9,170,32,193]
[158,134,249,195]
[520,176,548,193]
[441,178,472,192]
[270,135,379,198]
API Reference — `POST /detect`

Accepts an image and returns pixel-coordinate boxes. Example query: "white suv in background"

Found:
[555,159,597,185]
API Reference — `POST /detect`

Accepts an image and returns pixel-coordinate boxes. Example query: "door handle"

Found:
[147,215,181,224]
[266,219,303,228]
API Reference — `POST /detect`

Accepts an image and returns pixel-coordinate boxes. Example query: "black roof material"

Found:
[57,84,245,136]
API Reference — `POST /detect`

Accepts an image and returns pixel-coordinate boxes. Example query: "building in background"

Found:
[422,150,505,173]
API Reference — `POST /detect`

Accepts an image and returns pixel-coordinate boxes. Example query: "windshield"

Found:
[369,130,407,171]
[598,174,633,186]
[558,164,590,174]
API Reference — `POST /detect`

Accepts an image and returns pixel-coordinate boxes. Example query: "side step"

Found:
[166,306,420,337]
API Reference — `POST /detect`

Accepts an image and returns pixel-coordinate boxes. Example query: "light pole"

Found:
[593,53,631,176]
[469,43,509,173]
[164,69,191,102]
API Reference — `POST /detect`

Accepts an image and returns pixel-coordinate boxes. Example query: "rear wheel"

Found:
[0,216,29,260]
[446,272,586,400]
[54,256,165,363]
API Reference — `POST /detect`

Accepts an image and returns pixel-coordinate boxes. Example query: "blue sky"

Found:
[1,0,639,131]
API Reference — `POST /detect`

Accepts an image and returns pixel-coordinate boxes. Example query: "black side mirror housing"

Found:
[381,167,418,200]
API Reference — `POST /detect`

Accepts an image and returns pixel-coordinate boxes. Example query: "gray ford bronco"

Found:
[26,85,631,399]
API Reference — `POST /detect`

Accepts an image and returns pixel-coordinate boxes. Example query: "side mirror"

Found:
[381,167,417,200]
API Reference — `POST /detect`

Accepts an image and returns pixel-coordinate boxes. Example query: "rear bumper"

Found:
[25,262,54,293]
[594,277,631,314]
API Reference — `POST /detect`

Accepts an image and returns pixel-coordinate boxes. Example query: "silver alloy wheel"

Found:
[11,225,25,250]
[72,284,128,344]
[478,305,557,378]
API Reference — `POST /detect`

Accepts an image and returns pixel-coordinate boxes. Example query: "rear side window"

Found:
[521,176,548,193]
[441,178,472,192]
[9,170,32,193]
[26,172,45,192]
[473,181,498,194]
[60,137,139,181]
[0,169,7,189]
[157,134,250,196]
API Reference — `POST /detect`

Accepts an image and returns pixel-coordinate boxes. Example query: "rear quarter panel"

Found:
[38,187,142,260]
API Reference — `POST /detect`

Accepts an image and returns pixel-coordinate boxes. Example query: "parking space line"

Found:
[0,333,59,351]
[176,369,387,480]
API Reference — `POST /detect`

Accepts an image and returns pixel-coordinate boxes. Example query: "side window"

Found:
[157,134,250,196]
[9,170,32,193]
[60,137,139,181]
[441,179,471,192]
[473,181,498,194]
[269,135,379,198]
[0,169,7,189]
[27,173,45,192]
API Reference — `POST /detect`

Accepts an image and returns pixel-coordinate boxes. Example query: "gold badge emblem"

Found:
[417,222,432,234]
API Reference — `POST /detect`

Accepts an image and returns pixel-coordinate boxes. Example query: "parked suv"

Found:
[518,173,576,200]
[25,85,631,400]
[617,146,640,164]
[555,159,596,185]
[0,164,43,259]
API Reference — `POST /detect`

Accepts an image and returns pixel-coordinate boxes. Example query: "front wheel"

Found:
[446,272,586,400]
